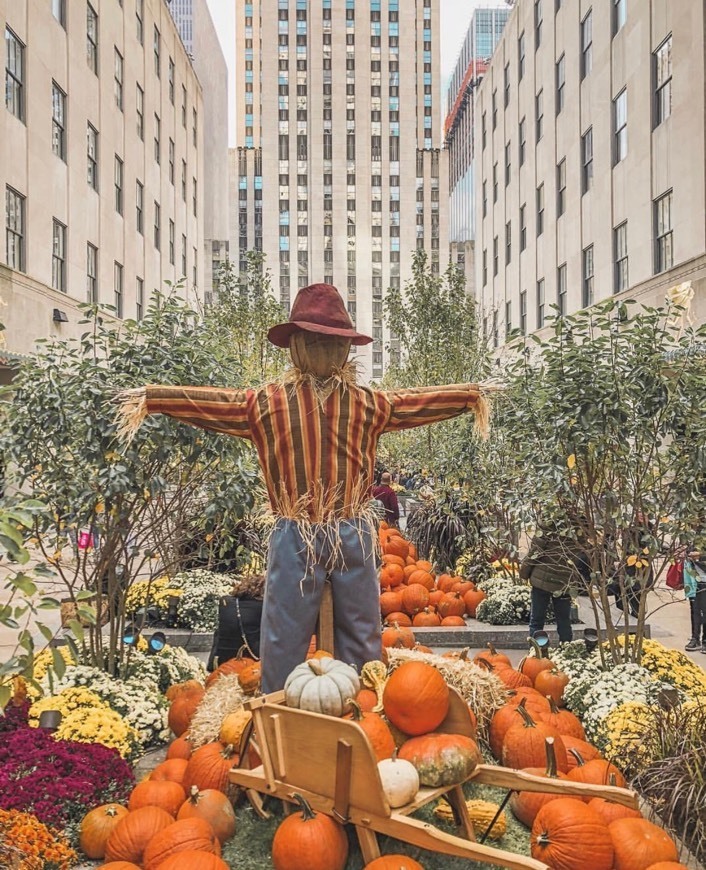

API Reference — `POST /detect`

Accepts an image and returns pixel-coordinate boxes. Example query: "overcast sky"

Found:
[204,0,507,145]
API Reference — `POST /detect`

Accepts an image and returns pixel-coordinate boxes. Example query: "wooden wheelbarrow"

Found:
[230,687,639,870]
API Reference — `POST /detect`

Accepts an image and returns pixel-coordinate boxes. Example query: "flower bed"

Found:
[0,808,77,870]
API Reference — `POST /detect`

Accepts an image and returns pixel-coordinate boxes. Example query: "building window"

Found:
[193,178,197,216]
[534,0,543,49]
[654,35,672,127]
[136,84,144,139]
[505,301,512,338]
[169,219,175,265]
[535,89,543,142]
[52,0,66,27]
[518,31,525,80]
[114,49,123,110]
[505,221,511,264]
[169,57,175,104]
[536,184,545,236]
[519,117,526,165]
[581,10,593,79]
[114,156,123,215]
[613,88,627,164]
[493,236,498,276]
[169,139,175,185]
[154,114,160,163]
[136,180,144,234]
[5,187,25,272]
[557,263,567,315]
[492,310,499,348]
[87,124,98,190]
[556,54,565,114]
[520,290,527,334]
[613,0,626,36]
[520,204,527,251]
[581,127,593,194]
[87,3,98,74]
[193,247,198,288]
[482,181,487,217]
[557,158,566,216]
[181,234,187,275]
[193,108,198,147]
[52,219,66,293]
[86,243,97,302]
[614,222,628,293]
[114,262,123,318]
[154,201,160,250]
[51,82,66,160]
[504,63,510,108]
[582,245,594,307]
[5,27,24,121]
[492,90,497,130]
[481,112,486,149]
[537,279,545,327]
[654,190,673,273]
[482,249,487,285]
[154,25,160,77]
[505,142,511,186]
[136,277,144,320]
[493,163,498,202]
[181,160,187,201]
[136,0,144,44]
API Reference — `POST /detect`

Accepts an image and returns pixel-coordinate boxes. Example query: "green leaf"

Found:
[74,590,96,601]
[36,598,62,609]
[76,606,96,625]
[0,685,12,714]
[67,618,85,643]
[50,646,67,680]
[9,574,37,597]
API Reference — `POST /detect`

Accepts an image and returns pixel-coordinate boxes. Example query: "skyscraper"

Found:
[445,6,510,290]
[167,0,229,302]
[232,0,447,381]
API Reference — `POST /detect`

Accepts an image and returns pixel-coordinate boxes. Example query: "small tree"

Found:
[379,250,490,473]
[1,290,261,675]
[500,299,706,663]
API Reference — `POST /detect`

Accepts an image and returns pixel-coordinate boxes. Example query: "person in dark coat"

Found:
[372,472,400,527]
[207,573,264,670]
[520,522,590,643]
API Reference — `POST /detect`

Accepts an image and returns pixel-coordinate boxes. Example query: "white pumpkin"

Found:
[377,754,420,808]
[284,657,360,717]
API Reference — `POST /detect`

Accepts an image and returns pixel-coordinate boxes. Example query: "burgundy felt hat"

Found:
[267,283,373,347]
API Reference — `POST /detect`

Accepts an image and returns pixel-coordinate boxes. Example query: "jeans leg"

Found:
[260,520,327,693]
[689,597,700,641]
[529,586,549,637]
[553,595,573,643]
[328,519,383,671]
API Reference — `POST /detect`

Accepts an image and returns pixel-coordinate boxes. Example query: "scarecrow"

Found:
[116,283,490,692]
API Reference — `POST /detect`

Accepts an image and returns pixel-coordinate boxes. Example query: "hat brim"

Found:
[267,320,373,348]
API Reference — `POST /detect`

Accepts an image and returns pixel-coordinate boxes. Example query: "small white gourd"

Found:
[377,751,420,808]
[284,657,360,717]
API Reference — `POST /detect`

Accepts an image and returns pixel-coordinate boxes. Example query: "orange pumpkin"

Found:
[381,622,415,648]
[531,799,614,870]
[412,608,441,627]
[169,691,203,737]
[415,560,433,573]
[401,583,430,615]
[407,570,435,591]
[128,780,186,817]
[271,794,348,870]
[643,864,689,870]
[383,612,413,627]
[463,588,486,617]
[403,564,420,582]
[437,592,466,619]
[385,537,409,560]
[440,615,466,626]
[154,853,229,870]
[142,817,221,870]
[380,590,405,616]
[436,574,456,592]
[176,787,236,844]
[398,732,481,786]
[567,756,626,790]
[79,804,129,860]
[205,655,256,689]
[489,699,534,760]
[381,563,405,588]
[534,668,569,706]
[165,680,205,703]
[356,688,378,712]
[587,798,641,826]
[382,553,406,569]
[104,806,173,864]
[518,655,554,686]
[509,737,568,827]
[183,742,239,794]
[608,818,678,870]
[473,642,511,668]
[98,863,142,870]
[562,737,603,771]
[541,697,586,740]
[501,705,569,773]
[450,580,475,596]
[364,857,425,870]
[345,700,395,761]
[494,666,533,691]
[383,661,449,736]
[237,661,262,695]
[506,688,552,715]
[150,759,189,788]
[412,642,434,654]
[427,589,444,608]
[167,735,194,761]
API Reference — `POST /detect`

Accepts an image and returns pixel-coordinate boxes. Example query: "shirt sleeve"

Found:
[381,384,483,432]
[145,384,253,440]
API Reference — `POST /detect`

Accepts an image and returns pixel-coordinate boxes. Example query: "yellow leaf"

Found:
[205,533,214,542]
[642,547,650,555]
[567,454,576,469]
[626,554,638,567]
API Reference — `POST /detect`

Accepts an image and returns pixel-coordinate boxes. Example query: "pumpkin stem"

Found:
[221,743,238,760]
[487,641,499,656]
[544,737,558,778]
[105,806,119,817]
[547,696,560,714]
[188,785,201,803]
[515,703,537,729]
[528,637,547,659]
[290,792,317,821]
[608,772,617,787]
[475,657,493,671]
[307,659,324,676]
[347,699,364,721]
[568,747,585,767]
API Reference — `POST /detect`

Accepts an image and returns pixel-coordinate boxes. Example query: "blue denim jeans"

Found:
[260,517,382,693]
[529,586,573,643]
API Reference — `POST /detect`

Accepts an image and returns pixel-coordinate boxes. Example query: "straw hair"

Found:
[114,387,148,444]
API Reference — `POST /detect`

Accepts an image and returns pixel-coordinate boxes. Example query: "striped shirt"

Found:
[145,381,482,521]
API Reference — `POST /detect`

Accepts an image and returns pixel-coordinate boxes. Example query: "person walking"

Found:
[372,472,400,528]
[520,522,590,643]
[207,573,265,670]
[684,551,706,653]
